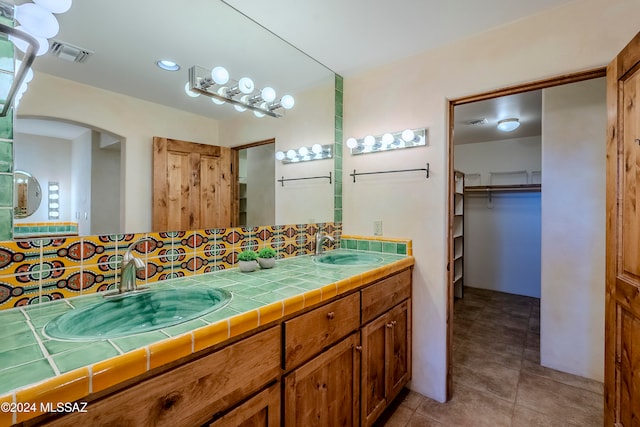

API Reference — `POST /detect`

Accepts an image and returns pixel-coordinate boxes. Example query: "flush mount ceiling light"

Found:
[186,65,295,118]
[497,118,520,132]
[156,59,180,71]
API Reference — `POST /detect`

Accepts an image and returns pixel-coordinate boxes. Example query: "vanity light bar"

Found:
[345,128,427,155]
[48,181,59,220]
[187,65,295,118]
[275,143,333,164]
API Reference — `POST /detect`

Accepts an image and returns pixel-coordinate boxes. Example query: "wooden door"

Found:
[605,31,640,426]
[153,137,233,231]
[361,313,389,427]
[284,332,360,427]
[387,300,411,401]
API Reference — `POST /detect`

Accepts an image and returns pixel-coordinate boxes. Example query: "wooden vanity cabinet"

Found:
[33,266,412,427]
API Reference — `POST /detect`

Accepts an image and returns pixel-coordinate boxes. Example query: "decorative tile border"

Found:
[0,222,342,311]
[334,74,343,224]
[13,222,79,238]
[340,234,412,256]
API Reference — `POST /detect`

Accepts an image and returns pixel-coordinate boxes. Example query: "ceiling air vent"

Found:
[50,40,94,63]
[465,118,488,126]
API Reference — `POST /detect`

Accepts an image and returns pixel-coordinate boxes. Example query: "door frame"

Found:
[445,67,606,399]
[231,138,275,226]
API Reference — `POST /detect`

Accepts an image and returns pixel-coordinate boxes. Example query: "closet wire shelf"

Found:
[349,163,429,183]
[277,172,332,187]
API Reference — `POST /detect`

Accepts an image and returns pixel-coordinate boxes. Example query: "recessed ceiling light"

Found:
[497,118,520,132]
[156,60,180,71]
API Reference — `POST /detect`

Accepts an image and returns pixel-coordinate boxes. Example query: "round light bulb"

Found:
[49,184,59,191]
[184,82,200,98]
[34,0,72,14]
[234,104,247,112]
[281,95,295,109]
[253,110,265,118]
[381,133,394,146]
[211,66,229,85]
[261,87,276,102]
[346,138,358,149]
[401,129,415,142]
[275,151,285,160]
[364,135,376,146]
[15,3,59,38]
[298,147,309,156]
[156,59,180,71]
[286,149,297,160]
[238,77,254,94]
[10,26,49,56]
[312,144,323,154]
[211,97,225,105]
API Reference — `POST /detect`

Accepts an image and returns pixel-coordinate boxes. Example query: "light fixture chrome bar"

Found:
[346,128,427,155]
[277,143,333,164]
[0,23,37,117]
[188,65,282,118]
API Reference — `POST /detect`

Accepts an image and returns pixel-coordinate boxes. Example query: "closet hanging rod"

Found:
[277,172,332,187]
[349,163,429,183]
[464,184,541,194]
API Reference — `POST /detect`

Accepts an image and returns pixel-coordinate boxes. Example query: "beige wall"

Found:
[343,0,639,401]
[18,73,221,233]
[541,78,606,381]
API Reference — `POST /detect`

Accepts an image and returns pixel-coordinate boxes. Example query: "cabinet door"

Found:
[387,299,411,400]
[361,299,412,427]
[284,332,360,427]
[361,313,389,427]
[209,382,280,427]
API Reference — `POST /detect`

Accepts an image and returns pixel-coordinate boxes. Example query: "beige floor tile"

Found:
[416,384,514,427]
[453,361,521,402]
[454,341,523,371]
[406,413,445,426]
[511,405,584,427]
[521,359,604,395]
[516,371,603,426]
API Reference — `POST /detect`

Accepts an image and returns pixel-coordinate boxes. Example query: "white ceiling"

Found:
[17,0,570,132]
[221,0,574,76]
[453,90,542,145]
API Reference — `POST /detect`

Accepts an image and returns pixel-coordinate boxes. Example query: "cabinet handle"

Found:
[327,312,335,320]
[391,320,397,326]
[355,345,362,352]
[386,323,393,328]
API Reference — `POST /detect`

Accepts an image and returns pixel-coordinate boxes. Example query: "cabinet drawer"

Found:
[40,326,281,427]
[284,292,360,370]
[361,269,411,324]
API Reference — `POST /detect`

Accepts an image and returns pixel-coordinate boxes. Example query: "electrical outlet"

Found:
[373,220,383,236]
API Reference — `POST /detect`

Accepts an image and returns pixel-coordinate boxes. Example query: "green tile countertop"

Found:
[0,249,414,405]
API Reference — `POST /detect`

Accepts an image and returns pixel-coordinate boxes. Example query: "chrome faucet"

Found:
[105,237,152,298]
[315,231,335,256]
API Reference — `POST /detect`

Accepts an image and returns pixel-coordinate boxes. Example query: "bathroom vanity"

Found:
[3,249,413,427]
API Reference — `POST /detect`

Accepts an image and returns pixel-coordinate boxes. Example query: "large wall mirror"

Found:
[13,0,336,238]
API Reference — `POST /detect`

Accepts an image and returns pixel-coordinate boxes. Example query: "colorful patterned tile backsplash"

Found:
[0,222,342,311]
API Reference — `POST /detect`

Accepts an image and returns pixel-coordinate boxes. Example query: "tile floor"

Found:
[376,286,604,426]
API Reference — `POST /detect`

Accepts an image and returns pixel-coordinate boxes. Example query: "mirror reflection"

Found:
[13,0,336,238]
[13,170,40,218]
[14,118,122,235]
